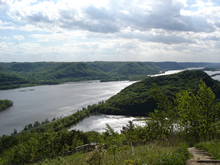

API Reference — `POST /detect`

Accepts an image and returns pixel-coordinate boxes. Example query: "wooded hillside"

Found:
[1,61,220,89]
[94,70,220,116]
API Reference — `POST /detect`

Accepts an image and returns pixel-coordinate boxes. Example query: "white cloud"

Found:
[3,0,216,33]
[0,42,8,48]
[0,0,219,62]
[13,35,25,41]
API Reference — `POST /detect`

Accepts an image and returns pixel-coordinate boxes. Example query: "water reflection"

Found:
[69,114,146,133]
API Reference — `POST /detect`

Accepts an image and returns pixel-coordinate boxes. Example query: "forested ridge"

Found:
[1,61,220,89]
[94,70,220,116]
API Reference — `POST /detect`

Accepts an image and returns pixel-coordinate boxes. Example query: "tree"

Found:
[13,129,17,135]
[34,121,40,127]
[149,84,177,141]
[175,80,220,141]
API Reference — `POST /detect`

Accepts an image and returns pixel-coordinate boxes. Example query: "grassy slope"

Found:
[195,140,220,160]
[33,143,190,165]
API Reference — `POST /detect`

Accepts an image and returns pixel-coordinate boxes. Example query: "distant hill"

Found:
[154,62,184,70]
[116,62,160,75]
[95,70,220,116]
[1,61,220,89]
[0,72,29,89]
[0,62,162,89]
[178,62,220,68]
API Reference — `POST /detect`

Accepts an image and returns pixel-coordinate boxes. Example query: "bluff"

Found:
[95,70,220,116]
[1,61,220,89]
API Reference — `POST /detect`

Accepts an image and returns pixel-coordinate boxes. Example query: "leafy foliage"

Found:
[0,72,29,89]
[0,99,13,111]
[7,129,88,164]
[195,140,220,159]
[175,80,220,141]
[85,144,106,165]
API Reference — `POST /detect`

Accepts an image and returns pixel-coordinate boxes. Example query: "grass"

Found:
[32,142,190,165]
[195,140,220,160]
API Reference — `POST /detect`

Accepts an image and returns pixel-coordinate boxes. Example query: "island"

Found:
[0,99,13,112]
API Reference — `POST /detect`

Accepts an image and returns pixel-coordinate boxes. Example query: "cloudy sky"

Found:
[0,0,220,62]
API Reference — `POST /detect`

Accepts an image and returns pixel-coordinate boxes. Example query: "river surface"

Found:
[69,115,146,133]
[151,68,220,81]
[0,81,134,136]
[1,68,220,136]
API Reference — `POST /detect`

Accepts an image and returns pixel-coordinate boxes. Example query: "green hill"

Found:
[88,61,161,75]
[0,62,163,89]
[50,62,107,79]
[116,62,160,75]
[1,61,220,90]
[0,72,29,89]
[154,62,184,70]
[178,62,220,68]
[95,70,220,116]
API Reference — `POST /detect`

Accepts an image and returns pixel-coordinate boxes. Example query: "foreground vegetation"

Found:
[32,143,190,165]
[0,100,13,112]
[195,140,220,160]
[1,70,220,164]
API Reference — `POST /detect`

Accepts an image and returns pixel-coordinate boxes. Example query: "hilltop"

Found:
[94,70,220,116]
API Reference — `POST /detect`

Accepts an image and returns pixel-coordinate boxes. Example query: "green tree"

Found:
[149,84,177,142]
[13,129,17,135]
[34,121,40,127]
[175,80,220,141]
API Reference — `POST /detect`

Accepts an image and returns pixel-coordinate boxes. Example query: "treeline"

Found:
[1,129,88,164]
[14,108,92,135]
[0,99,13,111]
[1,61,220,89]
[0,62,161,89]
[92,70,220,116]
[0,72,29,89]
[0,102,106,164]
[0,106,93,163]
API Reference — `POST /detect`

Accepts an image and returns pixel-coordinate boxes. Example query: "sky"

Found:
[0,0,220,62]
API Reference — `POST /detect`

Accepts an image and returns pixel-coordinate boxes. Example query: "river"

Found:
[1,68,220,136]
[0,81,134,136]
[151,68,220,81]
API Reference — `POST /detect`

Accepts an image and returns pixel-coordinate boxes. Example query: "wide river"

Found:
[1,68,220,136]
[0,81,134,136]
